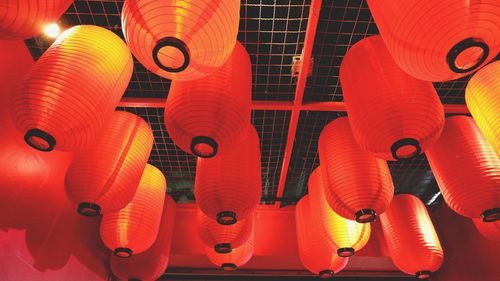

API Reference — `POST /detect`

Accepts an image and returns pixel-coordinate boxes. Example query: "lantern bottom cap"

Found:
[416,271,432,279]
[114,247,132,258]
[216,211,237,225]
[391,138,421,160]
[319,270,334,278]
[152,36,190,73]
[446,37,489,74]
[481,208,500,222]
[191,136,218,158]
[215,243,232,254]
[128,279,141,281]
[337,247,355,257]
[355,209,377,223]
[77,202,101,217]
[24,128,56,152]
[221,263,237,271]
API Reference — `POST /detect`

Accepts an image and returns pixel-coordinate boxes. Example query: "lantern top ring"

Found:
[114,247,133,258]
[215,243,233,254]
[77,202,101,217]
[152,37,190,73]
[391,138,421,160]
[446,37,489,74]
[355,209,377,223]
[24,128,56,152]
[319,270,334,279]
[416,270,432,279]
[191,136,218,158]
[337,247,355,257]
[481,208,500,223]
[221,263,237,271]
[217,211,237,225]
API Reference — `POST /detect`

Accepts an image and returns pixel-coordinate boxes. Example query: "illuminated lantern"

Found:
[0,0,72,39]
[295,196,349,278]
[308,169,371,257]
[206,233,254,271]
[12,25,133,152]
[318,117,394,223]
[122,0,240,81]
[340,35,444,161]
[472,219,500,242]
[366,0,500,81]
[111,195,176,281]
[100,164,166,258]
[380,194,444,279]
[466,61,500,156]
[164,41,251,158]
[195,126,261,225]
[197,209,253,254]
[426,116,500,222]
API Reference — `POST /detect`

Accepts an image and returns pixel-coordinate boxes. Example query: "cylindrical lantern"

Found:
[472,219,500,242]
[318,117,394,223]
[198,209,253,254]
[380,194,444,279]
[466,61,500,156]
[111,195,176,281]
[340,35,444,161]
[195,126,261,225]
[0,0,73,39]
[308,169,371,257]
[122,0,240,81]
[426,116,500,222]
[12,25,133,152]
[65,111,153,217]
[206,233,254,271]
[100,164,166,258]
[366,0,500,81]
[296,195,349,278]
[164,41,252,158]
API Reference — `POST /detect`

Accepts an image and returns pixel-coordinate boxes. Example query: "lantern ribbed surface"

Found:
[65,111,153,217]
[164,41,252,158]
[194,126,261,225]
[466,61,500,156]
[318,117,394,223]
[12,25,133,152]
[122,0,240,81]
[100,164,166,258]
[206,233,254,271]
[472,219,500,242]
[0,0,73,39]
[340,35,444,161]
[380,194,444,279]
[426,116,500,222]
[366,0,500,81]
[295,196,349,278]
[111,195,176,281]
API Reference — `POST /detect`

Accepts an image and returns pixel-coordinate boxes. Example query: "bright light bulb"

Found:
[44,23,60,38]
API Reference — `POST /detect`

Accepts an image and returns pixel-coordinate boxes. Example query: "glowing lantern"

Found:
[318,117,394,223]
[380,194,444,279]
[426,116,500,222]
[111,195,176,281]
[122,0,240,81]
[366,0,500,81]
[12,25,133,152]
[100,164,166,258]
[205,233,254,271]
[472,219,500,242]
[340,35,444,160]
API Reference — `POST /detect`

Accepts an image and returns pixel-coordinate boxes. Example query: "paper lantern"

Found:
[426,116,500,222]
[472,219,500,242]
[318,117,394,223]
[12,25,133,152]
[366,0,500,81]
[0,0,73,39]
[295,195,349,278]
[466,61,500,156]
[340,35,444,160]
[195,126,261,225]
[111,195,176,281]
[198,209,253,254]
[206,233,254,271]
[100,164,166,258]
[380,194,444,279]
[65,111,153,217]
[122,0,240,81]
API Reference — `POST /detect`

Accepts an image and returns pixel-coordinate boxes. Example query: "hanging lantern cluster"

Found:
[206,233,254,271]
[472,219,500,242]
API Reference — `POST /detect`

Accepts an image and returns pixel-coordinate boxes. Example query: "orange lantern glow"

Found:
[366,0,500,81]
[65,111,153,217]
[164,41,252,158]
[426,116,500,222]
[380,194,444,279]
[12,25,133,152]
[111,195,176,281]
[206,233,254,271]
[121,0,240,81]
[100,164,166,258]
[318,117,394,223]
[472,219,500,242]
[195,126,261,225]
[466,61,500,156]
[0,0,73,39]
[340,35,444,161]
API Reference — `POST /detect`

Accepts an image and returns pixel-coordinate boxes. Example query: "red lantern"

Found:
[295,195,349,278]
[164,41,252,158]
[121,0,240,81]
[12,25,133,152]
[205,233,254,271]
[466,61,500,156]
[366,0,500,81]
[426,116,500,222]
[380,194,444,279]
[0,0,73,39]
[195,126,261,225]
[100,164,166,258]
[472,219,500,242]
[340,35,444,161]
[65,111,153,217]
[318,117,394,223]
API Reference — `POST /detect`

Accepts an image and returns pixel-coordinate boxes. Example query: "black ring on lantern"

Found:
[319,270,334,279]
[24,128,56,152]
[153,37,190,73]
[481,208,500,222]
[191,136,218,158]
[337,247,355,257]
[77,202,101,217]
[355,209,377,223]
[114,247,133,258]
[128,279,141,281]
[447,37,489,73]
[391,138,421,160]
[221,263,237,271]
[416,271,432,279]
[216,211,237,225]
[214,243,232,254]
